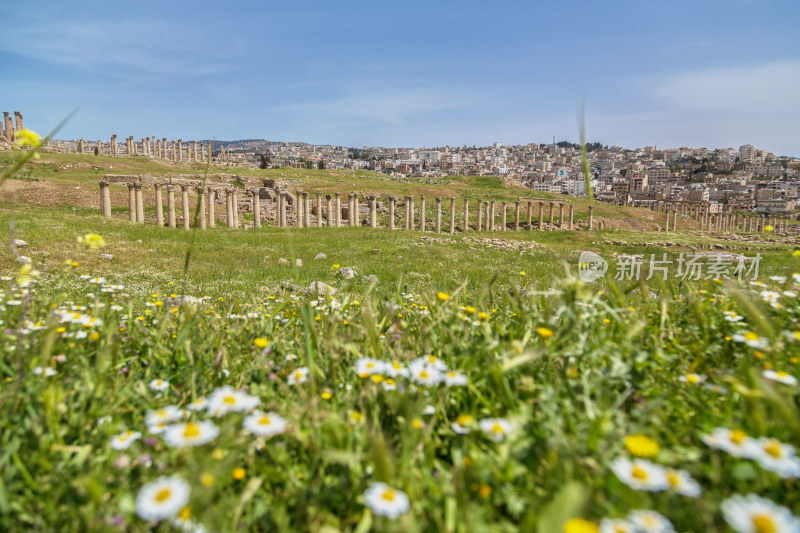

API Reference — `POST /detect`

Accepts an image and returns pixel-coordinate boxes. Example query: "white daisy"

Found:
[145,405,183,427]
[363,482,410,519]
[413,355,448,371]
[243,411,288,438]
[451,415,474,434]
[206,386,260,416]
[110,430,142,450]
[187,397,207,411]
[163,421,219,448]
[135,475,191,521]
[721,493,800,533]
[385,360,409,378]
[444,370,468,386]
[724,311,745,322]
[600,518,636,533]
[609,458,668,492]
[763,370,798,386]
[32,366,57,377]
[355,358,386,377]
[731,332,768,349]
[750,438,800,479]
[665,468,702,497]
[409,359,443,386]
[382,378,398,391]
[678,373,706,385]
[760,291,781,304]
[287,367,309,386]
[149,378,170,391]
[701,428,758,457]
[422,405,435,415]
[627,510,675,533]
[479,418,513,442]
[148,422,168,435]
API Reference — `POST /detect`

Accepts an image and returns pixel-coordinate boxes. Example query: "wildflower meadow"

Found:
[1,135,799,532]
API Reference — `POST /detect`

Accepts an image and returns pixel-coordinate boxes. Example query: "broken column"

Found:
[111,135,118,155]
[538,201,544,231]
[548,202,555,231]
[197,187,207,229]
[501,202,508,232]
[303,192,311,227]
[334,193,342,227]
[207,189,216,228]
[14,112,22,134]
[154,184,164,226]
[232,189,239,228]
[369,195,377,228]
[296,191,303,228]
[99,181,111,218]
[489,200,496,231]
[477,200,483,231]
[388,195,396,230]
[558,203,565,230]
[134,183,144,223]
[181,185,190,230]
[435,197,442,233]
[463,198,469,232]
[316,192,323,228]
[167,186,177,228]
[588,205,594,230]
[326,194,334,228]
[127,183,136,222]
[449,197,456,234]
[3,112,12,141]
[514,200,521,231]
[569,205,574,230]
[420,196,427,231]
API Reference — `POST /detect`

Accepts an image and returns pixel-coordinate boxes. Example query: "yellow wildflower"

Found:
[624,434,660,457]
[77,233,105,249]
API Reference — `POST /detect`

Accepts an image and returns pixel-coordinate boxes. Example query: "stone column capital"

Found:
[134,183,143,190]
[180,184,189,192]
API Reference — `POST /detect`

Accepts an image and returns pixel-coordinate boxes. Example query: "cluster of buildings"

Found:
[237,140,799,214]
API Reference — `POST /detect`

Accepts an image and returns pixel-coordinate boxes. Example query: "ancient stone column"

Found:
[369,195,377,228]
[171,141,176,161]
[167,186,176,228]
[569,205,574,230]
[514,200,521,231]
[181,185,190,230]
[304,192,311,227]
[77,139,84,154]
[316,192,323,228]
[207,189,216,228]
[296,191,303,228]
[154,184,164,226]
[177,140,183,161]
[526,201,533,229]
[489,200,496,231]
[134,184,144,223]
[674,209,680,231]
[160,138,166,158]
[99,181,112,217]
[334,193,341,227]
[207,142,212,163]
[191,141,198,163]
[197,187,207,229]
[420,196,427,231]
[226,189,234,228]
[326,194,334,227]
[127,184,136,222]
[548,202,555,231]
[538,202,544,231]
[588,205,594,230]
[435,197,442,233]
[477,200,483,231]
[558,203,565,230]
[14,111,22,134]
[404,197,411,230]
[251,189,261,228]
[388,196,396,230]
[348,194,355,226]
[463,198,469,231]
[410,196,416,230]
[232,189,239,228]
[501,202,508,232]
[665,207,671,231]
[449,197,456,234]
[3,112,11,141]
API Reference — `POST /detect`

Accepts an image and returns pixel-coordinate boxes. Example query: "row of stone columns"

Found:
[98,137,219,162]
[100,182,600,233]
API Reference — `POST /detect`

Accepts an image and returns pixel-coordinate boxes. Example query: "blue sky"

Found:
[1,0,798,155]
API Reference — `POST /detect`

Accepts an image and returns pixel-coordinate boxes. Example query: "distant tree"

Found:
[317,160,325,170]
[258,152,271,169]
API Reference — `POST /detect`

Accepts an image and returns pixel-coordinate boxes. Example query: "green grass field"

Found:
[1,150,799,532]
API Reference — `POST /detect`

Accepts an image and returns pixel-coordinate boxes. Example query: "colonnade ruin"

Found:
[71,137,233,163]
[0,111,23,143]
[98,175,794,234]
